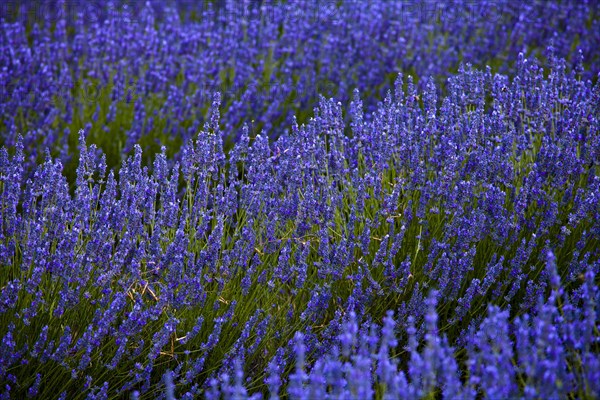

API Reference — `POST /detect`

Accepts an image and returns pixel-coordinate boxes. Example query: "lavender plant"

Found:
[1,1,600,399]
[1,0,599,175]
[1,49,599,397]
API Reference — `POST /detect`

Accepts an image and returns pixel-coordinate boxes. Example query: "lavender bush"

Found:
[1,1,599,399]
[1,0,599,171]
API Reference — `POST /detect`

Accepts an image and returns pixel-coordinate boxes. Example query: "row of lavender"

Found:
[2,0,599,169]
[1,49,599,397]
[130,271,600,399]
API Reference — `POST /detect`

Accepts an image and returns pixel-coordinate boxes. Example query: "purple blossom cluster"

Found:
[1,44,599,397]
[1,1,600,398]
[1,0,599,166]
[263,266,600,399]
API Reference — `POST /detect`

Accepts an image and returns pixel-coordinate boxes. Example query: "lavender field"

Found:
[1,1,599,398]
